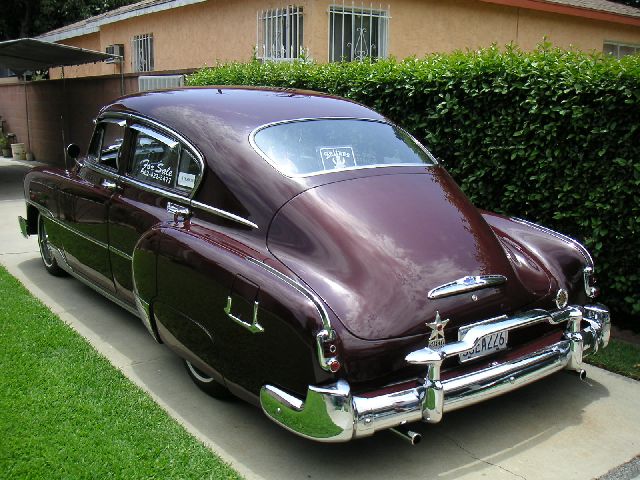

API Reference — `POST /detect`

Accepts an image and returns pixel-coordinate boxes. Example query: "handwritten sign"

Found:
[138,158,174,186]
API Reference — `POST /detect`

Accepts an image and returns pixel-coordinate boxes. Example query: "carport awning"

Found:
[0,38,116,73]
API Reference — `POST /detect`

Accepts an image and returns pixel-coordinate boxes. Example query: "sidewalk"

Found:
[1,157,639,480]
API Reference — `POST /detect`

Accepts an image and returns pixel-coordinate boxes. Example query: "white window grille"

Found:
[132,33,154,72]
[329,3,390,62]
[604,41,640,59]
[257,6,304,61]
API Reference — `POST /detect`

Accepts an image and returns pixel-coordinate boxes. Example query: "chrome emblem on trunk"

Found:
[427,311,449,348]
[428,275,507,299]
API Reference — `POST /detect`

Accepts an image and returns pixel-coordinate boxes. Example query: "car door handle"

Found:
[101,179,119,190]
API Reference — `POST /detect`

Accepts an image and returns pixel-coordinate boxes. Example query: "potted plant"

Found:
[0,134,11,158]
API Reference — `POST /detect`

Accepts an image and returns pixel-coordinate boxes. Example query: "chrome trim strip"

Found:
[247,257,331,332]
[26,199,53,219]
[41,214,110,250]
[512,217,594,267]
[261,303,610,442]
[71,268,139,317]
[50,243,139,318]
[428,274,507,299]
[247,257,337,371]
[131,245,161,342]
[109,245,132,261]
[121,173,191,204]
[81,168,257,229]
[190,200,259,229]
[248,117,438,179]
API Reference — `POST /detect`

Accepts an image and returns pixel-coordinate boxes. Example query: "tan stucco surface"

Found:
[51,0,640,79]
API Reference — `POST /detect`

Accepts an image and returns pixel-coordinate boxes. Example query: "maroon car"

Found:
[18,87,610,444]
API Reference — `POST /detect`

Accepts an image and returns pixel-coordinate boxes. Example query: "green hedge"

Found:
[188,45,640,323]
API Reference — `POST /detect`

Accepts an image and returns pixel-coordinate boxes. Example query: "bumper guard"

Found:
[260,304,610,442]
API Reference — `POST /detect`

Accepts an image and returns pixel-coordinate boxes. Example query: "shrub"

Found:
[188,45,640,323]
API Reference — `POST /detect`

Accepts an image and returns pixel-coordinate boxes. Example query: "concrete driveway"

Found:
[1,158,639,480]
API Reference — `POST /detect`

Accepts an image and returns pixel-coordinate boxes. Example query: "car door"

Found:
[57,118,127,294]
[108,122,202,305]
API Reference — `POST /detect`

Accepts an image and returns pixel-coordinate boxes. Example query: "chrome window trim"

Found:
[191,200,259,230]
[130,124,180,149]
[248,117,438,178]
[102,118,127,128]
[86,112,258,229]
[99,111,206,199]
[512,217,594,268]
[85,117,127,173]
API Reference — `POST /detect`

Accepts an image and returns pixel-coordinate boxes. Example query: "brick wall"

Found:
[0,74,138,166]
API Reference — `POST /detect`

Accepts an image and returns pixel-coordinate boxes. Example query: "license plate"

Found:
[459,330,508,363]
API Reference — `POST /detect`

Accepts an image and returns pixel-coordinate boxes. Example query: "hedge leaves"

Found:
[188,45,640,322]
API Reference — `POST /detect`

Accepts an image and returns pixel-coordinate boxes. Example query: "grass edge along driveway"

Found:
[0,265,241,479]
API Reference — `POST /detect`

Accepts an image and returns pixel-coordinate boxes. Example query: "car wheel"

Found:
[37,215,66,277]
[184,360,233,399]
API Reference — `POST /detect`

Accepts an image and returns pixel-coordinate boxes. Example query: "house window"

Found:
[257,6,304,61]
[604,41,640,59]
[329,4,389,62]
[132,33,154,72]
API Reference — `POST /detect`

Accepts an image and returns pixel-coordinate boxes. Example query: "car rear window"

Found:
[252,119,436,176]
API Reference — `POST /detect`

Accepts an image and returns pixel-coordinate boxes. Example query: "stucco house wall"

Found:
[45,0,640,79]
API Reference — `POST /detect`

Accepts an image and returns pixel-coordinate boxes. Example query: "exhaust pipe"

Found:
[567,369,587,381]
[390,426,422,445]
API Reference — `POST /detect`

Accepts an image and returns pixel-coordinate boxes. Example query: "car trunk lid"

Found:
[267,170,551,340]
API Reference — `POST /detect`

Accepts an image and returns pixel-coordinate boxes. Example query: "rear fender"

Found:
[482,212,590,306]
[149,225,336,396]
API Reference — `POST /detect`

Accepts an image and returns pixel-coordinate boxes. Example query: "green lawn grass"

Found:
[0,265,241,479]
[587,338,640,381]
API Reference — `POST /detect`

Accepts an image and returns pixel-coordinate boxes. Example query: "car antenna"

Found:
[61,114,69,171]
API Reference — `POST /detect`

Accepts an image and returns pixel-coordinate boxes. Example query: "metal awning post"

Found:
[23,73,31,153]
[120,57,124,95]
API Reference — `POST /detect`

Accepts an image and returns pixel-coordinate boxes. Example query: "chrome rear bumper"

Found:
[260,304,610,442]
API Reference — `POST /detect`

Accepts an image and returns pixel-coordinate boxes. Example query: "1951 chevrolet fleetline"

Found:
[19,87,610,444]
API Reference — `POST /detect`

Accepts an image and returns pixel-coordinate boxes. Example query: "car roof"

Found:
[105,86,384,136]
[101,87,396,234]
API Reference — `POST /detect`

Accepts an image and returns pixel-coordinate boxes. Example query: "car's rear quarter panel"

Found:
[146,224,335,400]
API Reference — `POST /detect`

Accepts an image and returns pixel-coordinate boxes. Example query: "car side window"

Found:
[128,129,180,189]
[175,149,200,193]
[87,121,126,171]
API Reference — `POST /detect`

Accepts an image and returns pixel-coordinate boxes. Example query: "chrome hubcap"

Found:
[38,217,54,267]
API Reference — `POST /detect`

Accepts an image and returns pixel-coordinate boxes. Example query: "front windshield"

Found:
[252,119,436,176]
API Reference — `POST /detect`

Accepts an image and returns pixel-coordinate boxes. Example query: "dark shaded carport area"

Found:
[0,38,135,166]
